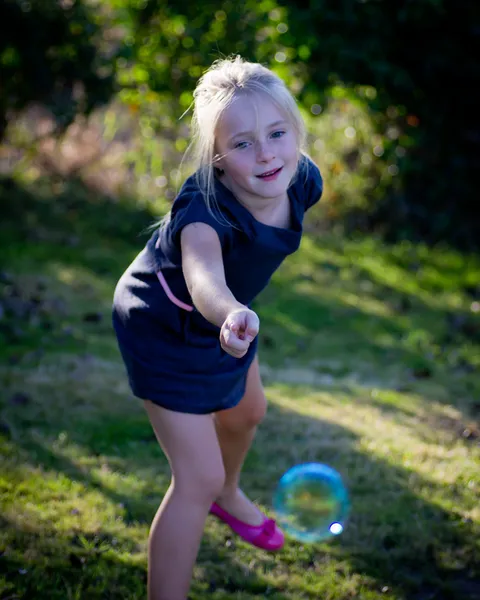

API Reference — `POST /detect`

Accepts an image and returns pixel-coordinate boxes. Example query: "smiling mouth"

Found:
[256,167,283,178]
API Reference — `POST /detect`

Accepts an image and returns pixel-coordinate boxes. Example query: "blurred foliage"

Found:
[0,0,116,137]
[1,0,479,250]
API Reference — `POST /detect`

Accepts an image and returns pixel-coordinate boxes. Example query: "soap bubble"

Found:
[273,463,349,543]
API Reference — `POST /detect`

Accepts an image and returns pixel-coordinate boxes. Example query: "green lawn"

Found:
[1,174,479,599]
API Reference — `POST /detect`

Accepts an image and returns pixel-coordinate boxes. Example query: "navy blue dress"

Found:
[112,155,323,414]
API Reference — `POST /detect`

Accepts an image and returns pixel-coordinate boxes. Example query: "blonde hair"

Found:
[159,56,307,229]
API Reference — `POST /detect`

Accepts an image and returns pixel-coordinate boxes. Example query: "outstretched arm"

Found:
[181,222,259,358]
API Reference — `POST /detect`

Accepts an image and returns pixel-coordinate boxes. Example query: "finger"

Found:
[233,315,253,339]
[225,318,246,339]
[244,313,259,342]
[227,335,249,352]
[228,321,239,333]
[222,329,250,352]
[220,337,246,358]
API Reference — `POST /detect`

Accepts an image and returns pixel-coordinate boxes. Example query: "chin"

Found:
[258,187,288,200]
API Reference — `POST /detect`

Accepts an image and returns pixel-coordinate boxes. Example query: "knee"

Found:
[193,466,226,502]
[176,463,226,503]
[245,394,267,429]
[224,393,267,433]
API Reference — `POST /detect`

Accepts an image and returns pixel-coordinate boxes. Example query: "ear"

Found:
[213,152,225,175]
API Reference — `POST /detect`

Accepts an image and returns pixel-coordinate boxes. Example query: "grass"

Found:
[0,173,479,600]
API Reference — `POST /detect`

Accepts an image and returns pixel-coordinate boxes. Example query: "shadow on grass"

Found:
[0,441,290,600]
[1,391,479,600]
[255,402,479,600]
[254,267,479,422]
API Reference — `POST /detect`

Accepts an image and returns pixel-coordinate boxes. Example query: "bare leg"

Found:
[144,401,225,600]
[215,420,256,493]
[214,356,267,525]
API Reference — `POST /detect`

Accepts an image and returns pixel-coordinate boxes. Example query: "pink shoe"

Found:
[209,502,285,551]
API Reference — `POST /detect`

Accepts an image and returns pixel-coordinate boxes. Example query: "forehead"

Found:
[216,92,288,140]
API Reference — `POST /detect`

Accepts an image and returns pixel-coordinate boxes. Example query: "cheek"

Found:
[225,153,252,177]
[280,136,298,159]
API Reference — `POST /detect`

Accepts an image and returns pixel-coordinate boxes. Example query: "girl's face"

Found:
[214,93,298,207]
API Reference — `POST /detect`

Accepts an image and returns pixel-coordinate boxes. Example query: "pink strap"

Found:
[156,270,194,312]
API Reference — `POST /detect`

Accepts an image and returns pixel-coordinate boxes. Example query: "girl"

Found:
[112,55,323,600]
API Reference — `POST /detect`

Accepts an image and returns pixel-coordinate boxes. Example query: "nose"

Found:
[256,140,275,163]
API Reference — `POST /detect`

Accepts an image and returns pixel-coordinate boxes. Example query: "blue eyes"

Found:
[234,130,286,149]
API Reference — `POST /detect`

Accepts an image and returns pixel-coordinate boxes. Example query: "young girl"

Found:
[112,56,323,600]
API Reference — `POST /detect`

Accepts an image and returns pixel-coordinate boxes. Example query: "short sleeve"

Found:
[168,186,231,251]
[297,155,323,211]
